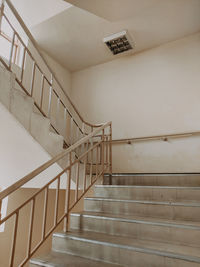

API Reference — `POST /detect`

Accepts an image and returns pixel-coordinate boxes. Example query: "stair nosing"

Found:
[85,197,200,207]
[96,185,200,190]
[53,232,200,264]
[70,212,200,230]
[104,173,200,177]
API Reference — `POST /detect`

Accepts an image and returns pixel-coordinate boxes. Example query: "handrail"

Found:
[0,0,103,150]
[4,0,87,126]
[0,121,111,201]
[112,130,200,144]
[0,122,112,267]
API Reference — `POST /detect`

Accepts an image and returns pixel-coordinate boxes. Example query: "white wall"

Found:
[0,102,68,189]
[71,32,200,173]
[41,50,71,96]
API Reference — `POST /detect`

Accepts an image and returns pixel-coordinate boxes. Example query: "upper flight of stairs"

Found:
[0,65,67,169]
[30,174,200,267]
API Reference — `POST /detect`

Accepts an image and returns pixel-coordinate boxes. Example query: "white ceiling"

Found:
[65,0,162,21]
[13,0,200,71]
[11,0,72,28]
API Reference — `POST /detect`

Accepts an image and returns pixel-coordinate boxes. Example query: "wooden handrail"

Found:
[0,121,111,201]
[112,130,200,144]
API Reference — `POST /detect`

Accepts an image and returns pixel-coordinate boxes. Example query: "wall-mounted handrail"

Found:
[0,0,103,150]
[112,130,200,144]
[0,121,112,267]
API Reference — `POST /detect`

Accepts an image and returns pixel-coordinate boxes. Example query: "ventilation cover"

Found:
[103,30,134,55]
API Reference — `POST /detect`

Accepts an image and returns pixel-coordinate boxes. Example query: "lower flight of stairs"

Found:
[30,174,200,267]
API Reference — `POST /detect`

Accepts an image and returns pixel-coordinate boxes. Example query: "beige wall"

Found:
[71,33,200,173]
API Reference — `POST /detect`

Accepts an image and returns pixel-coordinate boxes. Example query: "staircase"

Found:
[0,65,68,169]
[30,174,200,266]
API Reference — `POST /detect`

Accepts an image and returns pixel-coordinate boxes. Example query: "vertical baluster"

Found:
[48,74,53,118]
[83,141,89,191]
[0,0,5,32]
[82,122,85,137]
[90,139,93,185]
[27,198,35,256]
[106,135,109,168]
[30,62,36,97]
[109,123,112,184]
[13,35,18,64]
[20,47,26,83]
[54,177,60,226]
[64,108,67,141]
[96,145,98,179]
[40,74,44,109]
[76,125,80,143]
[9,32,15,69]
[101,129,105,178]
[56,98,60,129]
[75,126,80,155]
[75,161,80,202]
[64,152,72,232]
[70,117,73,145]
[42,187,49,239]
[9,211,19,267]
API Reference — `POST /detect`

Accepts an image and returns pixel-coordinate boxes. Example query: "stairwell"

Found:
[30,174,200,267]
[0,64,69,172]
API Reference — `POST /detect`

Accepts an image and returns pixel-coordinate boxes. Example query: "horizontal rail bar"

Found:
[111,131,200,144]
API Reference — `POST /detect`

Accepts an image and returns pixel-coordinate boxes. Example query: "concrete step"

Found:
[104,174,200,186]
[30,251,121,267]
[52,230,200,266]
[95,185,200,201]
[70,211,200,247]
[30,112,64,156]
[84,197,200,221]
[10,88,34,131]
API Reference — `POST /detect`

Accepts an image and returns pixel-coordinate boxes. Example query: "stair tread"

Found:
[96,185,200,189]
[70,211,200,229]
[54,230,200,262]
[85,197,200,206]
[30,251,121,267]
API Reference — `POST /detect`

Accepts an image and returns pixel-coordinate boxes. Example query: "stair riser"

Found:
[104,176,200,186]
[84,199,200,221]
[52,236,200,267]
[95,187,200,201]
[70,214,200,247]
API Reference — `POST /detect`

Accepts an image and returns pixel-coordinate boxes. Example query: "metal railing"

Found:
[0,122,112,267]
[0,0,102,148]
[112,130,200,144]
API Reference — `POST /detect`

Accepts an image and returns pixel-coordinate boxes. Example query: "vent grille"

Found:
[103,30,134,55]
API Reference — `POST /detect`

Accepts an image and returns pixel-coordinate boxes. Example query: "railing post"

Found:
[0,0,5,32]
[48,74,53,118]
[101,129,105,180]
[82,122,85,137]
[64,152,72,232]
[109,123,112,185]
[9,32,15,69]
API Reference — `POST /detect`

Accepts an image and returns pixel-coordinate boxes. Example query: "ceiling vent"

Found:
[103,30,134,55]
